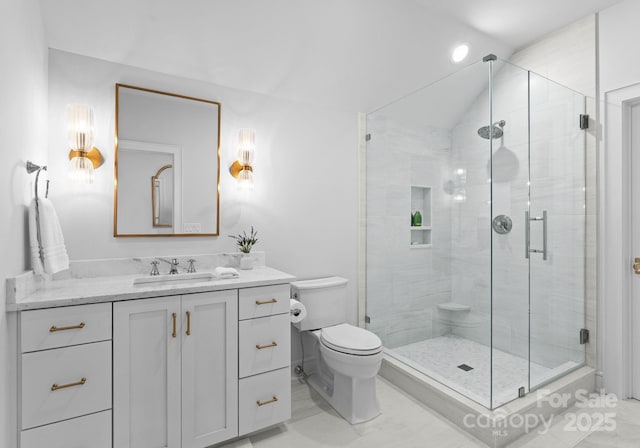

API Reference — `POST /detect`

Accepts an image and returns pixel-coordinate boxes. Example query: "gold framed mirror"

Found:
[114,84,221,236]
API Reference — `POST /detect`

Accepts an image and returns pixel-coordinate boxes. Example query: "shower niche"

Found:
[410,185,431,248]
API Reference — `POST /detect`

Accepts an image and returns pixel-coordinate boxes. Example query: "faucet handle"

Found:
[150,261,160,276]
[187,259,196,274]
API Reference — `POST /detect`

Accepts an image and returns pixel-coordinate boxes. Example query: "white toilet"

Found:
[291,277,383,424]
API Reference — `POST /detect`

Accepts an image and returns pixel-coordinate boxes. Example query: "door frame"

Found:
[601,82,640,399]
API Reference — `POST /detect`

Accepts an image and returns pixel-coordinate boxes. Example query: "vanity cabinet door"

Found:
[181,290,238,448]
[113,297,181,448]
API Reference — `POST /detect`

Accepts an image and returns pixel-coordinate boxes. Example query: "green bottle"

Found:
[413,210,422,227]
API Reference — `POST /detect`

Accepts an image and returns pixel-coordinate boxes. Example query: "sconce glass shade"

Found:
[69,155,95,184]
[237,128,255,166]
[237,169,254,190]
[67,104,95,152]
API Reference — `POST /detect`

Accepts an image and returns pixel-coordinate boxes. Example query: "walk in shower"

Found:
[365,56,586,409]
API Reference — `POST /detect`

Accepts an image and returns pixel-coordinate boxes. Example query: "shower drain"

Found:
[457,364,474,371]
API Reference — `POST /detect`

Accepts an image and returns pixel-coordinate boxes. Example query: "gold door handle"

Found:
[256,396,278,407]
[172,313,177,338]
[51,377,86,391]
[634,258,640,275]
[186,311,191,336]
[49,322,85,332]
[255,299,277,305]
[256,341,278,350]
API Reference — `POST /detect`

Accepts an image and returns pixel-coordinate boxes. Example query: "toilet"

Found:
[291,277,383,424]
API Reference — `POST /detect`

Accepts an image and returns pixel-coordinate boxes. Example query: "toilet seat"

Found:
[320,323,382,356]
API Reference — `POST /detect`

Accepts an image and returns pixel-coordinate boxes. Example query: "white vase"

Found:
[240,253,254,270]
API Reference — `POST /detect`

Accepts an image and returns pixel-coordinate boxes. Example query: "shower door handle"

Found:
[525,211,530,259]
[525,210,548,261]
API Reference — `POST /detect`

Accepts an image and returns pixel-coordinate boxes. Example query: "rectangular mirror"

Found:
[114,84,220,236]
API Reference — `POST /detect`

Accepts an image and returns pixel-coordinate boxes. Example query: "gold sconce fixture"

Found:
[229,128,255,190]
[67,104,103,184]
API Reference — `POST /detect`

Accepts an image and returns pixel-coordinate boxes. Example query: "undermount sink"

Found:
[132,272,214,286]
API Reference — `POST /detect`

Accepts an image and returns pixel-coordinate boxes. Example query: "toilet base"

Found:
[306,369,381,424]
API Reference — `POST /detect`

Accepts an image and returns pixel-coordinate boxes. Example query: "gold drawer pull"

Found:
[172,313,177,338]
[186,311,191,336]
[51,377,86,391]
[256,341,278,350]
[256,396,278,407]
[255,298,277,305]
[49,322,85,333]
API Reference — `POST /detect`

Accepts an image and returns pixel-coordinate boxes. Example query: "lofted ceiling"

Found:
[419,0,621,50]
[38,0,618,112]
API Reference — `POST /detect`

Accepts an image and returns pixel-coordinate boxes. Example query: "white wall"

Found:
[599,1,640,94]
[47,50,359,324]
[598,0,640,397]
[0,0,48,445]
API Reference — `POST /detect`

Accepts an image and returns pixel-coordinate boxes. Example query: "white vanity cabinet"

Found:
[11,268,294,448]
[237,284,291,435]
[18,303,113,448]
[114,290,238,448]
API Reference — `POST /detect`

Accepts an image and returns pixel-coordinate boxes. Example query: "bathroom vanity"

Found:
[7,264,295,448]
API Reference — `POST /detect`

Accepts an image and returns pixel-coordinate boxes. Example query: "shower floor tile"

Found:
[391,335,579,408]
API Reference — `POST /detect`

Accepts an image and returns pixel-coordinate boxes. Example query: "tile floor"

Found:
[221,377,640,448]
[393,335,579,407]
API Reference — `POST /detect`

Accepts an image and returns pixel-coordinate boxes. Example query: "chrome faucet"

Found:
[150,261,160,276]
[187,259,197,274]
[157,257,180,275]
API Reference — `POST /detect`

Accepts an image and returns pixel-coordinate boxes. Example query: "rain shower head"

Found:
[477,120,506,139]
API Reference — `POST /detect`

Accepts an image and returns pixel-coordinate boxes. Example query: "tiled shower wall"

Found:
[365,116,453,349]
[449,62,587,373]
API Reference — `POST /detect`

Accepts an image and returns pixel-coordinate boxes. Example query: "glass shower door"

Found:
[528,72,586,390]
[489,60,532,408]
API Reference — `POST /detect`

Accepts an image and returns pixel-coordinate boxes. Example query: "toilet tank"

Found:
[291,277,348,331]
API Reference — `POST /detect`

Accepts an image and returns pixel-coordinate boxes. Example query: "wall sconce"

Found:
[67,104,103,184]
[229,128,255,190]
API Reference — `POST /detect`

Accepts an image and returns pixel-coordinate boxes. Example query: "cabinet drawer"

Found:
[239,367,291,436]
[21,303,112,352]
[22,341,112,429]
[21,410,111,448]
[239,314,290,378]
[238,284,290,320]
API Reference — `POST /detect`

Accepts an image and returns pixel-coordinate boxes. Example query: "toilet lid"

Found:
[320,324,382,356]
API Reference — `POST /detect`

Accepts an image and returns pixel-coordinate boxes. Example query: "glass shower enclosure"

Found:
[365,56,586,409]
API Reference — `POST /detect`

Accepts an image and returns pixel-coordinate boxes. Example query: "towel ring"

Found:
[26,161,49,199]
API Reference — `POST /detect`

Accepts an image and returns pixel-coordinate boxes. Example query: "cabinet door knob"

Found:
[634,258,640,275]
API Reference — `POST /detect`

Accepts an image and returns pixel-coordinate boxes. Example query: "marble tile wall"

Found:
[365,115,453,349]
[449,62,587,376]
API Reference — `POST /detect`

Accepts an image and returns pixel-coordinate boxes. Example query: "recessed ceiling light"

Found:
[451,44,469,63]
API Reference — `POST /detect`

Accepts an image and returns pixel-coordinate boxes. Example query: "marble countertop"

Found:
[7,267,296,311]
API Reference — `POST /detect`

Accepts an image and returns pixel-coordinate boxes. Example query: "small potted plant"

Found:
[229,226,258,269]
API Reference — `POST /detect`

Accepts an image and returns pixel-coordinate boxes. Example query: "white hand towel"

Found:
[215,267,239,278]
[29,198,69,275]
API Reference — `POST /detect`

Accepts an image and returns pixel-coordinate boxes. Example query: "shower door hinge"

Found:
[580,328,590,344]
[579,114,589,130]
[518,387,526,398]
[365,315,371,324]
[365,133,372,142]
